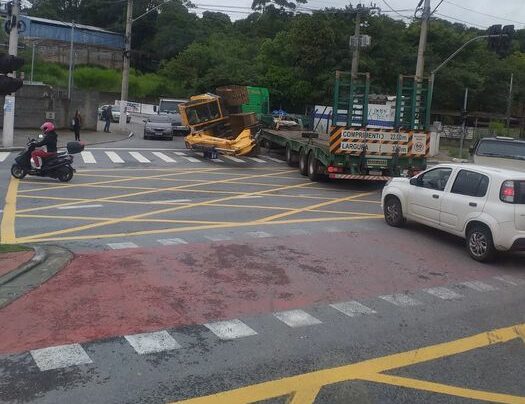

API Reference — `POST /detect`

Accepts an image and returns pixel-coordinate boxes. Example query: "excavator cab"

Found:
[178,91,258,157]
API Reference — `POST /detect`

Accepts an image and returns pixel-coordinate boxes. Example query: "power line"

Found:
[430,0,444,16]
[444,0,525,26]
[381,0,413,20]
[433,12,487,29]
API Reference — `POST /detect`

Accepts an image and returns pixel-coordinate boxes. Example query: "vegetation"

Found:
[0,244,31,254]
[23,1,525,117]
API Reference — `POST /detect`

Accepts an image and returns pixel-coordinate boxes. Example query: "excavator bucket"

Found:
[185,129,257,157]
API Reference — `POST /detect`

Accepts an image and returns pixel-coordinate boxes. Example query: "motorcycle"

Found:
[11,137,84,182]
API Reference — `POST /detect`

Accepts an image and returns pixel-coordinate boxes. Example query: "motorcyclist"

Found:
[31,122,58,169]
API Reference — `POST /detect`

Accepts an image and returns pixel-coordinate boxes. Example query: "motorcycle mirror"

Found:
[128,132,135,139]
[38,134,44,139]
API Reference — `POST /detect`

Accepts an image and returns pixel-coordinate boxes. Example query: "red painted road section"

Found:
[0,251,34,277]
[0,230,523,354]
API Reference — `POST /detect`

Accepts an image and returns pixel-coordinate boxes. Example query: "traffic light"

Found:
[487,24,502,52]
[0,54,24,96]
[499,25,515,56]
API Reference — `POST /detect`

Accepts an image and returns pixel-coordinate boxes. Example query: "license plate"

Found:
[367,159,388,167]
[369,170,383,176]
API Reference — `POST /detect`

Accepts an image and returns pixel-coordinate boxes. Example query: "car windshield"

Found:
[159,101,182,114]
[476,140,525,160]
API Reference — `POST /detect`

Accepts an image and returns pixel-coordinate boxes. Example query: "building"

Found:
[19,15,125,69]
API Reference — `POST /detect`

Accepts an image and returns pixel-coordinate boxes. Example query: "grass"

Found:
[0,244,31,254]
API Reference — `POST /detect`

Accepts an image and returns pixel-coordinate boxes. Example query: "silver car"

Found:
[143,116,175,140]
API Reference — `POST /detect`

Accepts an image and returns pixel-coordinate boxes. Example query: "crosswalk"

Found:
[0,150,285,167]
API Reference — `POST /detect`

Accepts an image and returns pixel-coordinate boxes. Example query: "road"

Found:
[0,132,524,404]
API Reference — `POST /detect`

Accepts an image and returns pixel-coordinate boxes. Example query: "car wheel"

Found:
[307,152,322,182]
[384,196,405,227]
[11,164,27,179]
[285,144,297,167]
[467,224,496,262]
[299,149,308,176]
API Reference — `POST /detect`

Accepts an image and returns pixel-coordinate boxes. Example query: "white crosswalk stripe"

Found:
[129,152,151,163]
[125,331,181,354]
[264,156,284,163]
[0,152,10,162]
[247,157,267,163]
[81,151,96,164]
[331,301,376,317]
[223,155,245,163]
[274,310,322,328]
[107,242,138,250]
[204,319,258,340]
[424,287,463,300]
[158,238,188,246]
[105,151,124,163]
[461,281,497,292]
[31,344,92,371]
[183,156,200,163]
[152,152,176,163]
[174,152,187,156]
[380,294,422,306]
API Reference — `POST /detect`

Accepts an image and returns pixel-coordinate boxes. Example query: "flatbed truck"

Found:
[257,71,433,182]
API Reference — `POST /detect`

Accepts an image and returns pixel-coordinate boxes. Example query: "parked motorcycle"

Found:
[11,137,84,182]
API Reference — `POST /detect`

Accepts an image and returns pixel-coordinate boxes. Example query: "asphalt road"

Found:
[0,133,524,404]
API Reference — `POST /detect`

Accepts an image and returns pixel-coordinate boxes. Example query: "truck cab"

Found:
[155,98,189,136]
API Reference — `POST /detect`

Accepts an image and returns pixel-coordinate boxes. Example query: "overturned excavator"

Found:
[178,87,259,157]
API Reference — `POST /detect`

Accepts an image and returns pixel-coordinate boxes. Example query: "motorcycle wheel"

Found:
[11,164,27,179]
[58,166,74,183]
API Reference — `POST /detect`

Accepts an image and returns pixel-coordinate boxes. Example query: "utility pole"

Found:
[415,0,431,80]
[2,0,20,148]
[68,22,75,99]
[351,11,361,77]
[459,87,468,158]
[506,73,514,133]
[119,0,133,129]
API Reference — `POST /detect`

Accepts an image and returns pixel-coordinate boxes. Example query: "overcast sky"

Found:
[192,0,525,29]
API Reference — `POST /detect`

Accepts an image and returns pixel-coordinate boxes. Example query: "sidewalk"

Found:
[0,121,130,151]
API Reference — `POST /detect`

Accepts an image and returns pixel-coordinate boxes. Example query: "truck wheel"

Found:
[466,224,496,262]
[384,196,405,227]
[285,144,297,167]
[307,152,322,182]
[299,149,308,176]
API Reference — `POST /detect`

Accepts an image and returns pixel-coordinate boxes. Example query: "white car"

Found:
[382,164,525,262]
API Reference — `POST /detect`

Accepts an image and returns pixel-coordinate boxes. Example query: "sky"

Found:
[191,0,525,29]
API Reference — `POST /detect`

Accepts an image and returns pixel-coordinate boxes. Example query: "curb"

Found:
[0,245,73,309]
[0,147,24,152]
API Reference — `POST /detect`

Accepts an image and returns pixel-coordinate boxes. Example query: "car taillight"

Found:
[327,166,344,173]
[500,180,515,203]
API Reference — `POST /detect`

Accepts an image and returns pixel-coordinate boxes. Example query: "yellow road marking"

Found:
[0,177,19,244]
[17,169,306,242]
[16,214,236,226]
[258,191,375,223]
[171,323,525,404]
[15,215,380,243]
[361,373,525,404]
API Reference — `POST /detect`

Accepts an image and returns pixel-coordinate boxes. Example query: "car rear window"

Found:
[476,140,525,160]
[451,170,489,197]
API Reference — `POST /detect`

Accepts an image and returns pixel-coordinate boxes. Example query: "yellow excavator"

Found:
[179,92,258,157]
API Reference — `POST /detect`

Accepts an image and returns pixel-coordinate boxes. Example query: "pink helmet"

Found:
[40,122,55,134]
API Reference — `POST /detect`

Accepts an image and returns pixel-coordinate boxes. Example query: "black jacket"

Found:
[35,131,58,153]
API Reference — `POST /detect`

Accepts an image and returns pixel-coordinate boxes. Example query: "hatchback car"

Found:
[382,164,525,262]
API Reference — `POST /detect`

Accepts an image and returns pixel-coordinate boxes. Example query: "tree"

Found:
[251,0,307,12]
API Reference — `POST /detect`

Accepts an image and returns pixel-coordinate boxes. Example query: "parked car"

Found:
[471,136,525,170]
[143,116,176,140]
[382,164,525,262]
[98,105,131,123]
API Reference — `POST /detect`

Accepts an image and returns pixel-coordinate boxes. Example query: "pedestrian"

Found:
[104,105,112,133]
[73,110,82,141]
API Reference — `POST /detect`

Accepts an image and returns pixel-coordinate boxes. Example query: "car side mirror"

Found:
[410,177,420,186]
[468,146,474,154]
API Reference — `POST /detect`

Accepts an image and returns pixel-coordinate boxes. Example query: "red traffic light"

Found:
[0,54,24,75]
[0,75,23,96]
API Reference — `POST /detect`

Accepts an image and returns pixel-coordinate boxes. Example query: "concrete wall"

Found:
[0,84,100,130]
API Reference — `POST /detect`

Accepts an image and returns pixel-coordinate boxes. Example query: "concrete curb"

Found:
[0,245,73,309]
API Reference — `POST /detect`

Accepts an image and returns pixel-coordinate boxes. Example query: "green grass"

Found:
[0,244,31,254]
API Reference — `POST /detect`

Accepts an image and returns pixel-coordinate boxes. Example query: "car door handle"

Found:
[469,202,477,207]
[432,194,439,199]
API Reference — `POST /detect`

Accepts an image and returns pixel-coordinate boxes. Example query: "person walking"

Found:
[73,110,82,141]
[104,105,112,133]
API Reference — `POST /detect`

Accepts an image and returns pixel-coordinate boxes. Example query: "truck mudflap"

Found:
[329,173,392,181]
